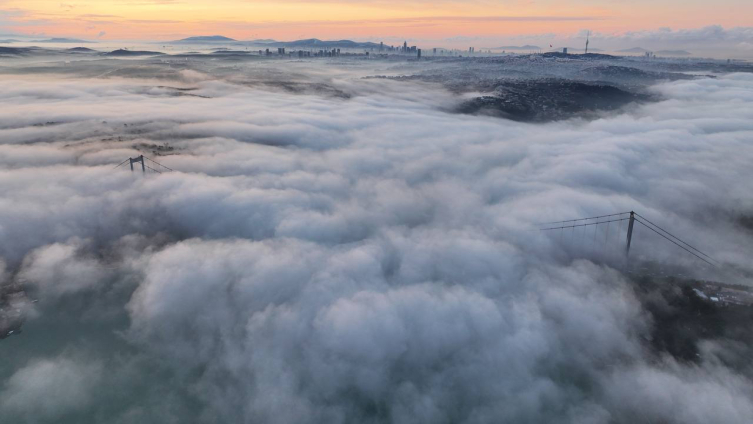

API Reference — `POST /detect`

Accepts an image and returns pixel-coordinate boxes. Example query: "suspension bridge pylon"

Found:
[537,210,718,268]
[130,155,146,173]
[114,154,173,174]
[626,211,635,256]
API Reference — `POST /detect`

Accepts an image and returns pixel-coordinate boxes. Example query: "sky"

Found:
[2,0,753,46]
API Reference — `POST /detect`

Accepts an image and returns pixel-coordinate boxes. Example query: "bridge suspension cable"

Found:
[144,164,163,174]
[634,213,716,264]
[143,156,174,172]
[633,218,717,267]
[114,155,174,174]
[536,212,631,226]
[113,158,130,169]
[539,217,629,232]
[538,209,720,268]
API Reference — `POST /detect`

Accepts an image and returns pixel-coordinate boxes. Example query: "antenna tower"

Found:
[585,31,590,54]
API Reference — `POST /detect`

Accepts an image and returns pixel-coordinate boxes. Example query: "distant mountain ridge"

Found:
[105,49,164,57]
[496,45,542,51]
[170,36,382,49]
[172,36,237,43]
[33,38,94,44]
[272,38,382,49]
[617,47,649,53]
[656,50,692,56]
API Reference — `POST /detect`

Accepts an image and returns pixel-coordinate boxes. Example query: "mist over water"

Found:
[1,50,753,423]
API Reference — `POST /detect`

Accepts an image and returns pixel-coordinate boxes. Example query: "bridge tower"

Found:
[130,155,146,173]
[626,211,635,255]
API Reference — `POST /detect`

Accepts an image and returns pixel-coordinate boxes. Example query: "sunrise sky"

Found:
[1,0,753,44]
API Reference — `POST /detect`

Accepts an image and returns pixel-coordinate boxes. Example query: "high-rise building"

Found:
[403,41,407,53]
[417,49,421,59]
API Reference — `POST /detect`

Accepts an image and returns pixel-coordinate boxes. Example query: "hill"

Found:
[617,47,649,53]
[33,38,94,44]
[274,38,381,49]
[656,50,692,56]
[497,45,542,51]
[276,38,379,49]
[173,36,237,43]
[105,49,164,57]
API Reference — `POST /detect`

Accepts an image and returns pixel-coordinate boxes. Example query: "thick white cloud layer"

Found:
[1,61,753,423]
